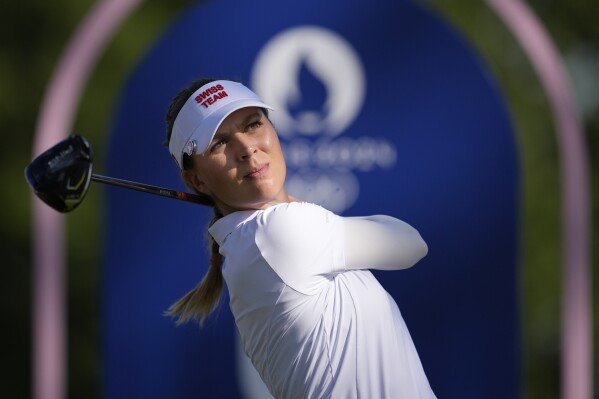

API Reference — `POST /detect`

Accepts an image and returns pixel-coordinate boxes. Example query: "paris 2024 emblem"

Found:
[251,26,397,213]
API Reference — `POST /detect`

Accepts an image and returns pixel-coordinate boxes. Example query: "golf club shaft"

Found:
[91,174,203,204]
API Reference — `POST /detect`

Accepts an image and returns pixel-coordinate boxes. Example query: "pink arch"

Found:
[31,1,144,399]
[485,0,593,398]
[32,1,591,399]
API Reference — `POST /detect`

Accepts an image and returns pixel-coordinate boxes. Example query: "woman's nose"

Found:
[234,134,257,160]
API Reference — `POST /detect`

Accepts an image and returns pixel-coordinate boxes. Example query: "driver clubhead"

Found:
[25,135,93,213]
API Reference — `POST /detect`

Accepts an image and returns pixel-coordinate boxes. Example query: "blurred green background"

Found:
[1,0,596,397]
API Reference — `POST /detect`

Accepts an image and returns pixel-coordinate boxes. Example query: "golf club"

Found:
[25,135,204,213]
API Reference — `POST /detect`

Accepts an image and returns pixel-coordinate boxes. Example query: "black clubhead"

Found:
[25,135,93,213]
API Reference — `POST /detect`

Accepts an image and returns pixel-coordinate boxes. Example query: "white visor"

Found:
[169,80,274,169]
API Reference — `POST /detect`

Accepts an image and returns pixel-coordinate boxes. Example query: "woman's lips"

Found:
[245,164,269,179]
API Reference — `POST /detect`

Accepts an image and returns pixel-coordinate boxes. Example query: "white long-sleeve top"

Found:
[209,202,436,399]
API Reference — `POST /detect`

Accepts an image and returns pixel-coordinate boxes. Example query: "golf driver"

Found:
[25,135,204,213]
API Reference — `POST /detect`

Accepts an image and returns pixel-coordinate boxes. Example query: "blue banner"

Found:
[104,0,520,397]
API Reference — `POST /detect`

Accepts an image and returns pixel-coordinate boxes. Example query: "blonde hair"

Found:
[164,77,227,326]
[165,203,225,326]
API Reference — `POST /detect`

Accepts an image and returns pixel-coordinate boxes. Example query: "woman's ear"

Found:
[181,169,209,195]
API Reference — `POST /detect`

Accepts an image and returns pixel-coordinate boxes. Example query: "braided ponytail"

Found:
[165,207,225,326]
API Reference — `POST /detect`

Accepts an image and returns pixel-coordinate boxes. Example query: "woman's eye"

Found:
[210,139,226,152]
[247,120,262,131]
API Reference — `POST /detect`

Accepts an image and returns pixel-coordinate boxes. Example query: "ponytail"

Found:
[163,78,227,326]
[165,208,225,326]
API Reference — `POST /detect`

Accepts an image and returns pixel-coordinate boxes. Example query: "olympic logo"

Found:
[251,26,397,213]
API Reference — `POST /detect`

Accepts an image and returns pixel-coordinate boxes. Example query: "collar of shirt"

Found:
[208,209,260,246]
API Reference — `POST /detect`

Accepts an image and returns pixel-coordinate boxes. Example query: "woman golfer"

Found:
[165,78,436,398]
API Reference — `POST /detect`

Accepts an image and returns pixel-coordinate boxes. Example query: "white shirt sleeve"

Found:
[342,215,428,271]
[255,203,427,294]
[255,202,345,294]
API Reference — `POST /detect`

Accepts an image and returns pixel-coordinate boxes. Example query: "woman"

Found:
[165,78,436,398]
